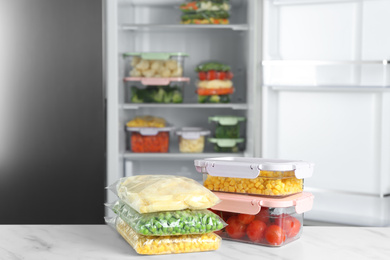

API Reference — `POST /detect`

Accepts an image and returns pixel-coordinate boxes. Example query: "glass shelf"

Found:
[122,152,245,161]
[121,24,249,31]
[121,103,248,110]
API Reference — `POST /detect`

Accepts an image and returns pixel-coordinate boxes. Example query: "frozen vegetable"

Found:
[130,132,169,153]
[215,125,239,138]
[130,85,183,103]
[195,62,231,72]
[197,80,233,89]
[129,58,184,78]
[203,171,303,196]
[179,136,205,153]
[126,116,166,127]
[114,217,221,255]
[109,200,226,236]
[111,175,221,213]
[180,1,230,13]
[198,94,230,103]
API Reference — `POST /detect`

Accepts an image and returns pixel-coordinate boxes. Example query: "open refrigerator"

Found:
[106,0,390,226]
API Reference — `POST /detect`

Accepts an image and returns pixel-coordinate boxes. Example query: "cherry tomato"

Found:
[226,71,234,80]
[274,214,301,238]
[246,220,267,243]
[217,71,226,80]
[265,225,286,246]
[226,216,247,239]
[254,207,270,224]
[207,70,217,80]
[237,214,255,224]
[198,71,206,80]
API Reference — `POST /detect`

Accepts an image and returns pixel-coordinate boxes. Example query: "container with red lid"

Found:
[195,157,314,197]
[210,191,314,247]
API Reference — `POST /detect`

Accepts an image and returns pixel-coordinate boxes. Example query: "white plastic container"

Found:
[210,191,314,247]
[176,127,210,153]
[123,52,189,78]
[195,157,314,196]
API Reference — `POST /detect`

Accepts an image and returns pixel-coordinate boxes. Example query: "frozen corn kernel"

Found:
[203,170,303,196]
[116,217,221,255]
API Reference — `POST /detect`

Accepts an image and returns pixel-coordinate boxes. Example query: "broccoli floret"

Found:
[172,90,183,103]
[131,94,143,103]
[198,95,208,103]
[153,88,165,103]
[163,90,173,103]
[209,95,220,103]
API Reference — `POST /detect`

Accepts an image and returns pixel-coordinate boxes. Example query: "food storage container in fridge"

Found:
[123,52,188,79]
[208,116,245,138]
[208,138,244,153]
[176,127,210,153]
[126,126,174,153]
[124,79,189,103]
[195,157,314,196]
[210,192,314,247]
[180,0,231,25]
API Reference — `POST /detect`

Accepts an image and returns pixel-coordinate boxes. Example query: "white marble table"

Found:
[1,225,389,260]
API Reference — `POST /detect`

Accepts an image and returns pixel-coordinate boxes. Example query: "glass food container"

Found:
[210,191,314,247]
[195,157,314,196]
[124,79,189,104]
[208,138,244,153]
[176,127,211,153]
[179,0,231,25]
[208,116,245,138]
[123,52,189,78]
[127,126,174,153]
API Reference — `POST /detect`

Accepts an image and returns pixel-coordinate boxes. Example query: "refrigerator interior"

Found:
[262,0,390,226]
[106,0,261,207]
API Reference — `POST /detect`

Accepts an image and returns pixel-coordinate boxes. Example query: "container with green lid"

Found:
[208,116,245,139]
[208,138,244,153]
[123,52,189,79]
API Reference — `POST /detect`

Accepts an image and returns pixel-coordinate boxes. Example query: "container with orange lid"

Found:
[210,191,314,247]
[195,157,314,197]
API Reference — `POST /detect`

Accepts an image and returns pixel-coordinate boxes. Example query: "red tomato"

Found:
[265,225,286,246]
[198,71,206,80]
[274,214,301,238]
[207,70,217,80]
[226,216,247,239]
[217,71,226,80]
[254,207,270,224]
[246,220,267,243]
[237,214,255,224]
[226,71,234,80]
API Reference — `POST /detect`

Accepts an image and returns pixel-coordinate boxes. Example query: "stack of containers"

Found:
[179,0,231,25]
[195,62,234,103]
[123,52,189,104]
[106,175,227,255]
[208,116,245,152]
[126,116,174,153]
[194,157,315,247]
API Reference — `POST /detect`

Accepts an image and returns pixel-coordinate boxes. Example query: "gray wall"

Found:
[0,0,105,223]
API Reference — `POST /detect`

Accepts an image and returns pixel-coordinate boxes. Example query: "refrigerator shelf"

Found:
[121,103,248,110]
[121,152,245,161]
[121,24,249,32]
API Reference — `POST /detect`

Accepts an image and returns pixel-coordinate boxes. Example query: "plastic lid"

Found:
[208,138,244,147]
[211,192,314,215]
[124,77,190,86]
[208,116,245,125]
[126,126,174,136]
[194,157,314,179]
[176,127,210,139]
[123,52,189,60]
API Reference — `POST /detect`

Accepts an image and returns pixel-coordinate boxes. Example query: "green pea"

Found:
[178,222,184,229]
[167,227,173,232]
[174,227,179,232]
[184,225,190,231]
[196,223,201,229]
[156,223,162,229]
[217,223,224,230]
[150,227,157,233]
[190,227,195,233]
[206,224,212,230]
[162,227,168,232]
[165,212,172,219]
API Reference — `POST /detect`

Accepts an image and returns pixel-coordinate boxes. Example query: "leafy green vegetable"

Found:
[215,125,239,138]
[195,62,231,72]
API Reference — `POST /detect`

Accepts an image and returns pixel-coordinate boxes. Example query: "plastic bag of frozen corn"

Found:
[107,216,221,255]
[108,175,220,213]
[106,200,226,236]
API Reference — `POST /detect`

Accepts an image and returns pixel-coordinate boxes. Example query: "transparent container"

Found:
[208,116,245,138]
[180,0,231,25]
[127,126,174,153]
[124,79,189,104]
[123,52,189,78]
[210,192,314,247]
[197,88,234,103]
[176,127,211,153]
[195,157,314,196]
[208,138,244,153]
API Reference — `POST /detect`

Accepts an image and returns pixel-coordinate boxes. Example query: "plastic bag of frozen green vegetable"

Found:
[106,200,226,236]
[108,175,221,213]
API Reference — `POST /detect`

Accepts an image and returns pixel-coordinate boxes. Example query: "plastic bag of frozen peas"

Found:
[107,200,226,236]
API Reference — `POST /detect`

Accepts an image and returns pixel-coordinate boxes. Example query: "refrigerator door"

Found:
[0,0,105,223]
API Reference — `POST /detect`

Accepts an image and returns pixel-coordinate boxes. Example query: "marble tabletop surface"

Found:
[1,225,389,260]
